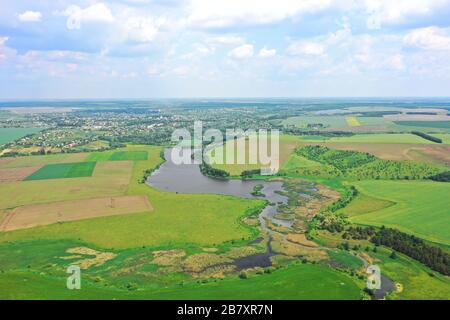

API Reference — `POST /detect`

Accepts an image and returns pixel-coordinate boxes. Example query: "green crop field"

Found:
[87,150,148,161]
[349,180,450,245]
[394,121,450,129]
[24,162,97,181]
[327,133,446,144]
[0,128,41,146]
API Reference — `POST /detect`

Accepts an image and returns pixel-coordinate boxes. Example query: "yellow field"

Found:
[346,117,361,127]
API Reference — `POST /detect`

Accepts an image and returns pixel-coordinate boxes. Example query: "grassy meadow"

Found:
[348,180,450,246]
[0,128,41,146]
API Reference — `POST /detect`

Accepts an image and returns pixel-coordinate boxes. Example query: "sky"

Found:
[1,0,450,99]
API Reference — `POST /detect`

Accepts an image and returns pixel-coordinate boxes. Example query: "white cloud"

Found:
[287,41,325,56]
[228,44,254,59]
[186,0,332,28]
[62,3,114,29]
[404,26,450,50]
[258,47,277,58]
[0,37,16,63]
[123,16,167,43]
[207,35,245,45]
[18,11,42,22]
[172,65,191,76]
[365,0,450,29]
[389,54,406,70]
[0,37,9,62]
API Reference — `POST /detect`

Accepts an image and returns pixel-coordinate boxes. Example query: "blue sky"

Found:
[1,0,450,99]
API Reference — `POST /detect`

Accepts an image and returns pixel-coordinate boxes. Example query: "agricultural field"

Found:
[326,133,449,144]
[0,128,41,146]
[209,134,303,176]
[394,121,450,129]
[0,145,265,249]
[1,153,88,168]
[24,162,97,181]
[87,150,148,161]
[348,180,450,246]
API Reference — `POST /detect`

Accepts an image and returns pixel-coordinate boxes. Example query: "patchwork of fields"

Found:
[283,115,450,133]
[0,145,264,248]
[0,129,449,300]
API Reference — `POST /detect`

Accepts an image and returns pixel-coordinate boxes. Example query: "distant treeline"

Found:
[282,128,354,137]
[104,133,171,145]
[358,111,401,117]
[200,161,229,179]
[428,171,450,182]
[411,131,442,143]
[406,112,437,115]
[372,228,450,276]
[341,225,449,276]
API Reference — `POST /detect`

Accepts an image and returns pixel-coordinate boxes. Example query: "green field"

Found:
[25,162,97,181]
[327,133,447,144]
[394,121,450,129]
[283,116,349,130]
[328,250,364,270]
[0,127,41,146]
[338,193,394,217]
[281,153,322,171]
[209,135,303,176]
[87,150,148,161]
[349,180,450,245]
[0,254,361,300]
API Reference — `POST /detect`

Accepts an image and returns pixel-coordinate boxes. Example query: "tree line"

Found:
[411,131,442,143]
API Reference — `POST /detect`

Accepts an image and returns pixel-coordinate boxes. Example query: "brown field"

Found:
[0,160,133,209]
[0,195,153,232]
[0,166,41,182]
[312,142,450,165]
[5,153,88,168]
[0,158,15,168]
